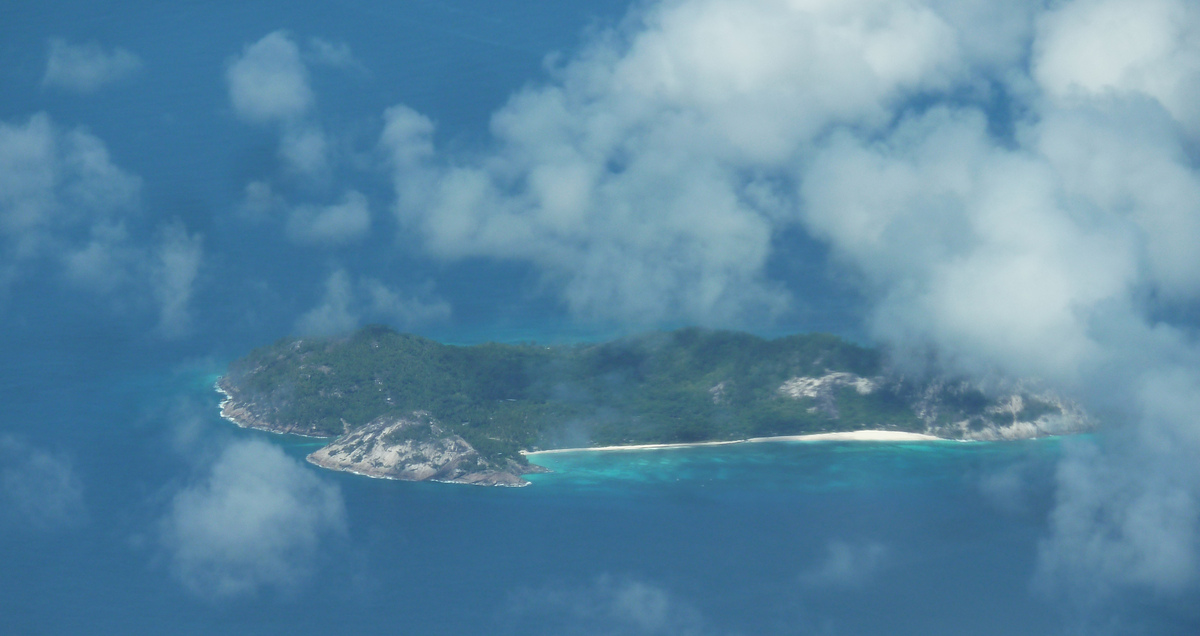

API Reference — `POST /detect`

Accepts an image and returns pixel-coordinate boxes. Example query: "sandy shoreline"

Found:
[522,430,949,455]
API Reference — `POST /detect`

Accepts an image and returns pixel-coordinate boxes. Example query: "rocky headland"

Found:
[307,412,546,486]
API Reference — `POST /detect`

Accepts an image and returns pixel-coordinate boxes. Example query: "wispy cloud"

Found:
[799,540,889,590]
[507,575,717,636]
[0,435,86,531]
[42,38,142,92]
[0,113,203,334]
[285,190,371,245]
[152,221,204,337]
[295,268,450,336]
[304,37,366,74]
[158,439,346,600]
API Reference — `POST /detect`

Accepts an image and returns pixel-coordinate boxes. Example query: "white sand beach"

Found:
[522,430,948,455]
[748,430,945,443]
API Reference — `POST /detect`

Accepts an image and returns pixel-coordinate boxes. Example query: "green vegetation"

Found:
[223,326,926,464]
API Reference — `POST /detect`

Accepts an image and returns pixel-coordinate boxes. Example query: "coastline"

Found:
[214,379,332,440]
[522,430,950,455]
[304,456,532,487]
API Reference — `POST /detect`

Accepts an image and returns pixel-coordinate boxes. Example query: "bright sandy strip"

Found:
[748,430,945,443]
[521,430,947,455]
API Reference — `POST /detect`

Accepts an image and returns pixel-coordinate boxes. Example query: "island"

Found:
[216,326,1091,486]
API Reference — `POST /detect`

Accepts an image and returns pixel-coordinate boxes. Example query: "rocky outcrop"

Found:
[927,390,1092,441]
[218,378,544,486]
[778,372,1093,440]
[306,412,546,487]
[778,372,880,418]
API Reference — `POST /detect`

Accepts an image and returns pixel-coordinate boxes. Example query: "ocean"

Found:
[1,339,1077,635]
[1,1,1194,634]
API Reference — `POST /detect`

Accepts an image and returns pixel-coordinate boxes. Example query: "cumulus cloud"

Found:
[295,268,450,336]
[226,30,332,178]
[226,31,313,125]
[800,106,1145,381]
[1033,0,1200,136]
[0,435,86,530]
[508,575,715,636]
[374,0,1200,605]
[42,38,142,92]
[226,29,381,254]
[285,190,370,245]
[381,0,983,326]
[792,0,1200,602]
[159,439,346,599]
[800,540,889,589]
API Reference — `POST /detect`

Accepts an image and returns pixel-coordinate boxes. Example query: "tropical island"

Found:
[216,326,1091,486]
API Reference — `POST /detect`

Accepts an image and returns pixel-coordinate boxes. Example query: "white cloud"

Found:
[793,20,1200,600]
[295,268,450,336]
[227,28,373,247]
[794,84,1200,598]
[383,0,973,327]
[285,190,370,245]
[1032,98,1200,299]
[227,30,339,178]
[0,435,86,530]
[924,0,1043,73]
[226,31,313,124]
[1033,0,1200,135]
[799,540,889,589]
[42,38,142,92]
[800,106,1142,381]
[159,439,346,599]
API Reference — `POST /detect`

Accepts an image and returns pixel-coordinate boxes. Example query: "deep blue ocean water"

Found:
[2,2,1195,634]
